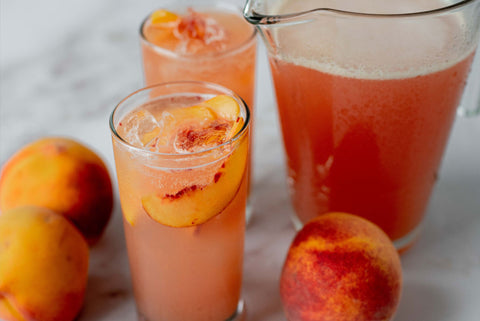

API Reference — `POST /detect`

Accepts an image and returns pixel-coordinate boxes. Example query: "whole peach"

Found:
[0,137,113,245]
[0,206,89,321]
[280,212,402,321]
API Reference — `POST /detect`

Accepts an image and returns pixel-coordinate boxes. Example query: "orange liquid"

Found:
[113,96,248,321]
[141,10,256,108]
[271,54,474,240]
[122,182,246,321]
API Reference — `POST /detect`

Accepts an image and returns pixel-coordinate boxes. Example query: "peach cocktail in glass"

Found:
[244,0,480,250]
[110,81,250,321]
[140,3,257,109]
[140,3,257,216]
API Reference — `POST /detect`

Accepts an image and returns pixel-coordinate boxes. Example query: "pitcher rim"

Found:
[243,0,479,24]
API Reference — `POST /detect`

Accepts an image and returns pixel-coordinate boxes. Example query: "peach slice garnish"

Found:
[130,95,245,227]
[200,95,239,121]
[141,133,248,228]
[200,95,244,139]
[150,9,180,26]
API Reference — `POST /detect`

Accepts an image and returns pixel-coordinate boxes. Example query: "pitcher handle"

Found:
[457,49,480,117]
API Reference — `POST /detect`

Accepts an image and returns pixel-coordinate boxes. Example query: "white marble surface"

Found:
[1,1,480,320]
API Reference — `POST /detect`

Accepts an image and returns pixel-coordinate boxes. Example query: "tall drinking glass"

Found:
[110,81,250,321]
[244,0,480,250]
[140,0,257,219]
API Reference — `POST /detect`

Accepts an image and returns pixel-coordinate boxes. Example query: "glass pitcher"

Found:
[244,0,480,250]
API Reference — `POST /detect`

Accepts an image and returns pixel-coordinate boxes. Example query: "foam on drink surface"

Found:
[273,0,476,80]
[143,9,253,55]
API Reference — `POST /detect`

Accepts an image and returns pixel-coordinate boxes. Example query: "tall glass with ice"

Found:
[140,1,257,219]
[110,81,250,321]
[244,0,480,250]
[140,1,256,108]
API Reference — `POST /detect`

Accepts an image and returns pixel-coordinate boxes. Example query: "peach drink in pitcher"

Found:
[244,0,480,249]
[110,82,250,321]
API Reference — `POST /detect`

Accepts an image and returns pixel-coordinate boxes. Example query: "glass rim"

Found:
[139,4,257,60]
[109,81,251,158]
[243,0,479,24]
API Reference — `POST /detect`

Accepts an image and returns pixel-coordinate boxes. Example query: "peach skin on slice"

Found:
[141,138,248,227]
[200,95,239,121]
[200,95,244,139]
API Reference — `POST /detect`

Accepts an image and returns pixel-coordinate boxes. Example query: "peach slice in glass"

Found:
[141,138,247,227]
[132,94,246,227]
[146,10,180,44]
[199,95,244,139]
[140,95,246,227]
[200,95,239,121]
[150,10,180,26]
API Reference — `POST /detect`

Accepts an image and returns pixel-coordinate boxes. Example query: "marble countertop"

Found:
[1,1,479,320]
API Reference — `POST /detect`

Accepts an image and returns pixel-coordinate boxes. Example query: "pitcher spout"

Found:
[243,0,321,25]
[244,0,480,25]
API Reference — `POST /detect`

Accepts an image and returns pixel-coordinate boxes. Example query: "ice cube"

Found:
[120,109,161,148]
[202,16,226,45]
[173,120,231,153]
[141,111,176,152]
[173,9,227,54]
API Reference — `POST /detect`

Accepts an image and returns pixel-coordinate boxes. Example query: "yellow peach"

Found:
[0,206,89,321]
[141,135,248,227]
[0,137,113,245]
[280,212,402,321]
